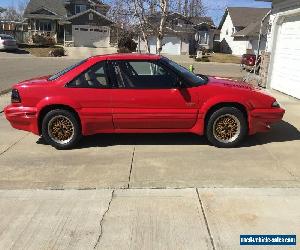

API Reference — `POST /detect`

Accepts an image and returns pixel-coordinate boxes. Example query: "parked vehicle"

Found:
[0,34,18,51]
[4,54,285,149]
[241,54,261,72]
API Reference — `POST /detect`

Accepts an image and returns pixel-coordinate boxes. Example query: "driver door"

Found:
[109,60,199,129]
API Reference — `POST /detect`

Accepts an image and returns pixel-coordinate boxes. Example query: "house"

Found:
[23,0,115,47]
[257,0,300,99]
[138,13,217,55]
[0,20,29,43]
[0,20,27,32]
[219,7,270,55]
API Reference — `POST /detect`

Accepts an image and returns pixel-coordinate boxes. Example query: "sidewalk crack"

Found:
[0,133,29,157]
[196,188,216,250]
[93,189,115,249]
[127,146,136,189]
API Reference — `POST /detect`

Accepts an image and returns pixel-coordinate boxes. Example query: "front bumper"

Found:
[249,108,285,135]
[4,105,39,135]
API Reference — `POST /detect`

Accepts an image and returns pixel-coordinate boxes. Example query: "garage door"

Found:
[271,15,300,99]
[149,36,181,55]
[73,25,110,48]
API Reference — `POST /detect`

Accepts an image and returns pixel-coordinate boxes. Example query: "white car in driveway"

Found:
[0,34,18,51]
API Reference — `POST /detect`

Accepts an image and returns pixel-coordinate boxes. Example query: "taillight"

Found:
[11,89,21,103]
[249,57,254,65]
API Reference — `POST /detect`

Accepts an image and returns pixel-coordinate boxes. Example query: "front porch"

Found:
[27,19,64,45]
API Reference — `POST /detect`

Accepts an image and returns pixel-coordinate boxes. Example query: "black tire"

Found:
[206,107,247,148]
[41,109,81,149]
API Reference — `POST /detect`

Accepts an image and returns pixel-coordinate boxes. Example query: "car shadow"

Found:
[36,121,300,149]
[241,120,300,147]
[2,49,30,54]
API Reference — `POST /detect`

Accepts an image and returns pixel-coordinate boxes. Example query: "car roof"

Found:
[90,53,161,61]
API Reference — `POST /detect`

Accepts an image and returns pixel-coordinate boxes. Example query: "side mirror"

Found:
[177,78,186,89]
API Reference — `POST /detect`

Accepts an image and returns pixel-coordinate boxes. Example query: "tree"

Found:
[0,7,7,19]
[0,0,29,21]
[18,0,30,17]
[107,0,131,28]
[105,0,206,54]
[0,7,6,13]
[1,7,22,21]
[174,0,205,17]
[130,0,170,54]
[117,31,137,52]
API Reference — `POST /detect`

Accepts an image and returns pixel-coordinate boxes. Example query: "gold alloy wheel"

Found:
[48,115,75,144]
[212,114,241,143]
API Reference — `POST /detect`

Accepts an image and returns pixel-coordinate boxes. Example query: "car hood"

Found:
[207,76,256,91]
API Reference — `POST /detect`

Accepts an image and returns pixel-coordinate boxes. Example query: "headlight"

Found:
[272,101,280,108]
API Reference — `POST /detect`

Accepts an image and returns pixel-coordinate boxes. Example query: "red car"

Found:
[4,54,285,149]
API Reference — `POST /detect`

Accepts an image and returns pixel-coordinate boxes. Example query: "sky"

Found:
[1,0,272,26]
[204,0,272,25]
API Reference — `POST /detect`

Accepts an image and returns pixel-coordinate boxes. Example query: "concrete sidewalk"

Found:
[0,188,299,250]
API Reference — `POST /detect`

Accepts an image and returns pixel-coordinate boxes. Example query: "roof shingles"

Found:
[24,0,67,18]
[227,7,270,28]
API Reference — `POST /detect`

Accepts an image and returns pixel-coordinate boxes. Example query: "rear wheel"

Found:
[42,109,81,149]
[206,107,247,148]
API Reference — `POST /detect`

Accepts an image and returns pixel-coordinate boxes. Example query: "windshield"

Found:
[48,60,87,81]
[161,57,208,86]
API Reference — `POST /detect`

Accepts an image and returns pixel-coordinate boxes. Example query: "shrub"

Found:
[32,34,55,46]
[117,32,137,53]
[49,47,65,57]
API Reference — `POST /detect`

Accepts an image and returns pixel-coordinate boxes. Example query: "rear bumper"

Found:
[249,108,285,135]
[4,105,39,135]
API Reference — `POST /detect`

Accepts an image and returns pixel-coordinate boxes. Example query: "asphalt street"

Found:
[0,54,78,93]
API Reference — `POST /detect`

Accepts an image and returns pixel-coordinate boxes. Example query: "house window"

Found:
[199,31,209,44]
[75,4,86,14]
[89,13,93,20]
[37,20,52,31]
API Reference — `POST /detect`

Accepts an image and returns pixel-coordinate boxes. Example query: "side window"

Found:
[67,61,109,88]
[111,60,177,89]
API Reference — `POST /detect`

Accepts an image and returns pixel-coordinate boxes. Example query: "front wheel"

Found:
[42,109,81,149]
[206,107,247,148]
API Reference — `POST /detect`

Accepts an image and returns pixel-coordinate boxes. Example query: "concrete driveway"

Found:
[0,90,299,189]
[0,90,299,249]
